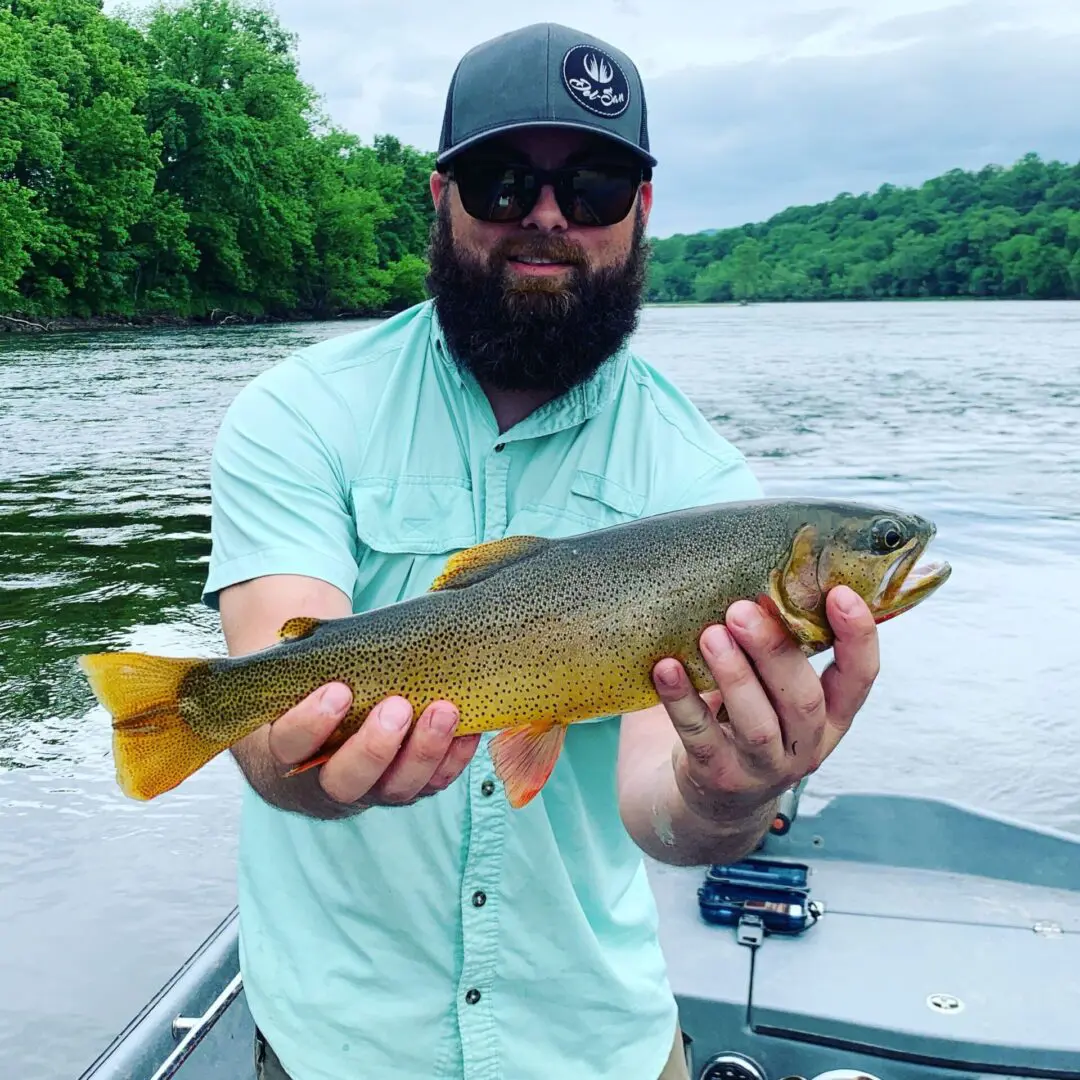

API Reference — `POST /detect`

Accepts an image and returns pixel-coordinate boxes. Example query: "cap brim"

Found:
[436,120,657,169]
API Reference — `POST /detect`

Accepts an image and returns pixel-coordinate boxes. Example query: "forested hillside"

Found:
[4,0,1076,323]
[0,0,434,323]
[647,155,1080,302]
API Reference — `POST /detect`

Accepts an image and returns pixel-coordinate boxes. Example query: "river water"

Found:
[1,301,1078,1078]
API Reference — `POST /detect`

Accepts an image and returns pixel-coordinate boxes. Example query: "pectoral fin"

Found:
[488,721,567,808]
[429,535,549,591]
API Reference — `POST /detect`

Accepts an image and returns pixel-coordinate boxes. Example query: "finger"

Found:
[723,601,827,759]
[701,688,724,717]
[653,657,728,770]
[317,696,415,805]
[268,682,353,769]
[368,700,462,804]
[418,732,483,797]
[698,622,789,773]
[725,600,825,760]
[819,585,880,753]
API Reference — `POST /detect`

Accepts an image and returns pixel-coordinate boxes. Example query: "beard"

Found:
[425,197,649,395]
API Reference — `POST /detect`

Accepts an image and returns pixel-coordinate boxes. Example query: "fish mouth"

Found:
[871,534,952,623]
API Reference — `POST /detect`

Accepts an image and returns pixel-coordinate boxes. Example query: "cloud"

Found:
[105,0,1080,236]
[647,10,1080,233]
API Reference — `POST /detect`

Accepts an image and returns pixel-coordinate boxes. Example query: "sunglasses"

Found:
[448,158,644,227]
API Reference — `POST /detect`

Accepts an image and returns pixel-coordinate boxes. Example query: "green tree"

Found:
[3,0,174,316]
[140,0,320,313]
[729,237,764,300]
[648,153,1080,304]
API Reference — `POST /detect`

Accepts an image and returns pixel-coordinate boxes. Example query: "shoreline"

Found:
[0,309,402,335]
[1,295,1071,336]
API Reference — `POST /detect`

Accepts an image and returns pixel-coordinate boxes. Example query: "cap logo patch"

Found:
[561,44,630,119]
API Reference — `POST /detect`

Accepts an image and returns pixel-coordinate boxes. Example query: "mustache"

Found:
[493,235,587,266]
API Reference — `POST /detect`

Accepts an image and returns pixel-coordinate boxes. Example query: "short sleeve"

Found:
[202,358,361,610]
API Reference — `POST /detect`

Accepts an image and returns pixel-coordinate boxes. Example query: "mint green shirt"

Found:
[203,301,762,1080]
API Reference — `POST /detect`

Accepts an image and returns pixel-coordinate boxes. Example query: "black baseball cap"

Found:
[436,23,656,171]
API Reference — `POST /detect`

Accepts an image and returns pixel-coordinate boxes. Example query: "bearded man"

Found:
[202,22,881,1080]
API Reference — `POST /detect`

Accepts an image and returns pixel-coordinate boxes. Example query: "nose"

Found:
[520,184,568,232]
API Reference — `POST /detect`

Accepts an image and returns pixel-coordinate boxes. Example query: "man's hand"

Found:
[655,584,879,824]
[218,573,481,819]
[617,584,879,865]
[266,684,480,809]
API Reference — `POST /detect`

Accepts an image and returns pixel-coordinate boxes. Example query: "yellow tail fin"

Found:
[78,651,224,801]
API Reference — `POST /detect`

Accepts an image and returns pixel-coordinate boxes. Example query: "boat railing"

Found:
[76,907,244,1080]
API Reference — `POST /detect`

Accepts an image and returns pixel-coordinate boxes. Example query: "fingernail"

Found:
[656,662,681,688]
[835,588,861,617]
[431,706,458,735]
[703,626,734,655]
[378,698,412,732]
[726,605,759,632]
[320,684,351,716]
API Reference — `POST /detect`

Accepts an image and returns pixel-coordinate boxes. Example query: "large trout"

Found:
[78,498,950,807]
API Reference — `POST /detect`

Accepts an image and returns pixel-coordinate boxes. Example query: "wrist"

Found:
[628,755,779,867]
[231,736,368,820]
[285,768,371,819]
[672,747,779,828]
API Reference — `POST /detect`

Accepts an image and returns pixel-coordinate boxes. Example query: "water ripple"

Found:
[1,302,1078,1077]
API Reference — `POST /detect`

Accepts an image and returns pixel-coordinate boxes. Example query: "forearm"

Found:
[218,575,365,819]
[231,727,366,820]
[618,707,778,866]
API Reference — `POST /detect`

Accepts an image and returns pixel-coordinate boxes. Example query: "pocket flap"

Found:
[570,470,646,518]
[350,477,477,555]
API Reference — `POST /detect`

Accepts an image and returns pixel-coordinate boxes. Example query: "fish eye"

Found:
[872,518,906,552]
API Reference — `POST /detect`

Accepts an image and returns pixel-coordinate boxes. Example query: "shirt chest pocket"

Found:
[507,469,647,537]
[349,477,479,601]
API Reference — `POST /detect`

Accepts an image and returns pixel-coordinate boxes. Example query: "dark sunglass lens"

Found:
[455,164,532,222]
[453,160,639,226]
[565,168,637,226]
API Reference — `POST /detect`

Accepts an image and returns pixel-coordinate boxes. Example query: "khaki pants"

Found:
[254,1023,691,1079]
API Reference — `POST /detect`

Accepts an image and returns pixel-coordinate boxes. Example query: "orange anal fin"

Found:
[281,726,354,778]
[488,722,567,809]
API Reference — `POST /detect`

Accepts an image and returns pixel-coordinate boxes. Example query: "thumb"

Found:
[268,682,353,769]
[819,585,879,754]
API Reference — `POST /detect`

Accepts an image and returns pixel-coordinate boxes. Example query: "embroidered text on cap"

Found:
[561,44,630,119]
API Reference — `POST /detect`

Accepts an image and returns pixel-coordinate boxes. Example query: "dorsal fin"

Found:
[429,535,549,591]
[278,616,324,642]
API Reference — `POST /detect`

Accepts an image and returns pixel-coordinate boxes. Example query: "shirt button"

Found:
[480,780,495,796]
[465,988,481,1005]
[494,442,506,453]
[471,890,487,908]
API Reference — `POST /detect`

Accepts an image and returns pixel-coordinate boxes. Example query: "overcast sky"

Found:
[119,0,1080,237]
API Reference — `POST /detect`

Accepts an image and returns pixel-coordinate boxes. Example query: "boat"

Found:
[75,786,1080,1080]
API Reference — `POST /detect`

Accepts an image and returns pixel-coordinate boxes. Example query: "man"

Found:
[203,22,880,1080]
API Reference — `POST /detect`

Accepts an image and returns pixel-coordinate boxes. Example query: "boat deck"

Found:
[77,793,1080,1080]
